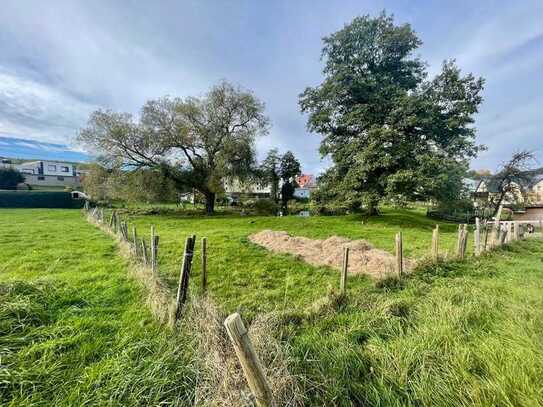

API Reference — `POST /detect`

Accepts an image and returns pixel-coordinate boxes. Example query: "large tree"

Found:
[78,81,269,214]
[279,150,301,211]
[260,148,281,203]
[299,13,484,214]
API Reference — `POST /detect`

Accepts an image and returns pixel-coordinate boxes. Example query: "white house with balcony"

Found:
[16,160,81,188]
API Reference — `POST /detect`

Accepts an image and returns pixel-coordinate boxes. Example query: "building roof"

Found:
[295,174,315,188]
[463,178,481,192]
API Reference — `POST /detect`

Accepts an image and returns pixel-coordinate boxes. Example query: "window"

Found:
[48,165,56,171]
[38,176,45,181]
[61,166,69,172]
[57,176,64,181]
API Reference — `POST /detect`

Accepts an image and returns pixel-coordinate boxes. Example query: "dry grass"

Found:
[249,229,415,278]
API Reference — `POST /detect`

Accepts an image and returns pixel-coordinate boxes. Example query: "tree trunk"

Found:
[205,192,215,215]
[367,205,379,216]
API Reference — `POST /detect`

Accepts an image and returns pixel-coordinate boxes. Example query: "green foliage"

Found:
[260,148,281,202]
[0,168,25,190]
[286,199,308,215]
[279,151,301,181]
[82,164,181,204]
[0,191,83,208]
[253,198,278,215]
[78,81,269,214]
[300,12,484,213]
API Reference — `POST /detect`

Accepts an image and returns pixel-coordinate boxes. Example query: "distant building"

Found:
[294,174,317,199]
[16,160,81,188]
[223,178,271,198]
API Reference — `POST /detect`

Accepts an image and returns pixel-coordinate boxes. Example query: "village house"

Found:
[468,174,543,221]
[15,160,82,188]
[223,178,271,199]
[293,174,316,199]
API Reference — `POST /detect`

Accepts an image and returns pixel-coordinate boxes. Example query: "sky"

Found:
[0,0,542,174]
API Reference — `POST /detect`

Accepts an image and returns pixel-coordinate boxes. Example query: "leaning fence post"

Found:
[395,232,403,277]
[474,218,481,256]
[224,313,275,407]
[340,247,349,295]
[431,225,439,261]
[201,237,208,292]
[175,236,196,321]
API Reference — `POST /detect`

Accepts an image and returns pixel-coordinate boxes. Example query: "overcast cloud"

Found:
[0,0,542,173]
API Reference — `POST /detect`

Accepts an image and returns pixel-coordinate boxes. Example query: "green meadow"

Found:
[1,208,542,405]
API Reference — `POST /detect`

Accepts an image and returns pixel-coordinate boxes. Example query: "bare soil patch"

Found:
[249,230,414,278]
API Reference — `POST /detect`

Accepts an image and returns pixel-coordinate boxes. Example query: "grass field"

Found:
[2,208,543,405]
[121,207,467,314]
[0,209,197,406]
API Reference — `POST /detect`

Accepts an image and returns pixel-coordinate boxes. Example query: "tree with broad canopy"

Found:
[78,81,270,215]
[299,12,485,215]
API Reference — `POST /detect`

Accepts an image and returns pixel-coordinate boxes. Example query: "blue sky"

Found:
[0,0,542,173]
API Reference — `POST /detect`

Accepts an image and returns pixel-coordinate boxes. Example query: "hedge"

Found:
[0,191,85,208]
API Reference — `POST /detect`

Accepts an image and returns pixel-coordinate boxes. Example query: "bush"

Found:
[309,200,349,216]
[0,168,25,190]
[253,198,278,215]
[0,191,84,208]
[287,199,309,215]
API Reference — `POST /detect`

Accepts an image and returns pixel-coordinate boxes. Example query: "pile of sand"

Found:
[249,230,413,278]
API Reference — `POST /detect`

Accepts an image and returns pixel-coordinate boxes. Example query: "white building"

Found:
[16,160,81,188]
[223,178,271,197]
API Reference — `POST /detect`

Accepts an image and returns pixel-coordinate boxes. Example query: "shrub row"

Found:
[0,191,85,208]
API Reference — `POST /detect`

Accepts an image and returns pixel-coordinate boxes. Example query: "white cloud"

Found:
[0,69,96,145]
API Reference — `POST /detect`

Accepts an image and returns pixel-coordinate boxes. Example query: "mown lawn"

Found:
[2,207,543,406]
[0,209,196,406]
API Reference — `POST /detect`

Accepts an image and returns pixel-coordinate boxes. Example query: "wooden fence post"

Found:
[141,239,148,266]
[175,236,196,321]
[132,227,139,256]
[456,224,463,257]
[395,232,403,277]
[513,222,519,241]
[500,227,508,245]
[474,218,481,256]
[152,235,159,274]
[431,225,439,261]
[224,313,275,407]
[112,212,118,233]
[340,247,349,295]
[201,237,207,292]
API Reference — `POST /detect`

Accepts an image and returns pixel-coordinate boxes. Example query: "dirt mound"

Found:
[249,230,413,278]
